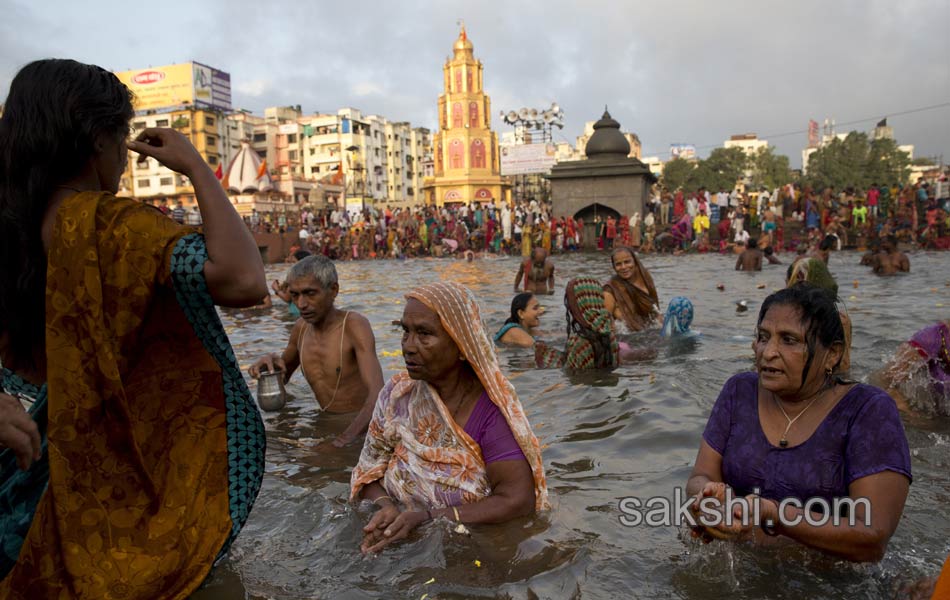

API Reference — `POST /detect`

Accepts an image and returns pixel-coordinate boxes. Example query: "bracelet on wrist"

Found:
[373,495,394,507]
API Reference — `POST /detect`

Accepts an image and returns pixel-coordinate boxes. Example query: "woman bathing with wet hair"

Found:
[603,247,660,332]
[686,285,911,561]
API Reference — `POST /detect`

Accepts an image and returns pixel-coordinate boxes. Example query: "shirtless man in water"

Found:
[735,238,763,271]
[250,256,384,448]
[514,247,555,294]
[872,234,910,275]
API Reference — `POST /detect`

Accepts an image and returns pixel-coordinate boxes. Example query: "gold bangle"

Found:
[373,495,394,507]
[452,506,461,522]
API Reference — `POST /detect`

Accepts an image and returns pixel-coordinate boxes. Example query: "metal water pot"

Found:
[256,369,287,412]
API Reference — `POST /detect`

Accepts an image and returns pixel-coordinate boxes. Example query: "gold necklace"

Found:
[772,389,825,448]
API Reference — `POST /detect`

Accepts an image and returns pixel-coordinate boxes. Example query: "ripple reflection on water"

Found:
[210,251,950,599]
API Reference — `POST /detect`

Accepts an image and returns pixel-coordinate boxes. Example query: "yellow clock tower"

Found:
[423,26,509,207]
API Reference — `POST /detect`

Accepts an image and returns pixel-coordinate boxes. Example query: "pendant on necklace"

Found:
[779,439,788,448]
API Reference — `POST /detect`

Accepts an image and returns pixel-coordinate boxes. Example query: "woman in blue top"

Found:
[495,293,543,347]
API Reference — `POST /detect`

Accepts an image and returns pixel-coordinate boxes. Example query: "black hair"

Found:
[292,249,312,261]
[505,292,534,325]
[764,246,774,256]
[747,237,758,248]
[0,59,134,366]
[819,235,837,251]
[757,284,845,390]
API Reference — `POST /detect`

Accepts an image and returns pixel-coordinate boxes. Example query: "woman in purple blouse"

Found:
[687,285,912,561]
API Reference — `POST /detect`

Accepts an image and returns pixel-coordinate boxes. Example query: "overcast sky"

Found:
[3,0,948,167]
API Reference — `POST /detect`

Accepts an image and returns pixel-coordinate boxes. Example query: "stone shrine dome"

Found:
[585,108,631,159]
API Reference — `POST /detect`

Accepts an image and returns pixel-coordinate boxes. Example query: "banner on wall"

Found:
[500,143,557,175]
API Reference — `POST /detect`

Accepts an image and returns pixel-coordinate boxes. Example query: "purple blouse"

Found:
[703,372,912,508]
[463,392,527,464]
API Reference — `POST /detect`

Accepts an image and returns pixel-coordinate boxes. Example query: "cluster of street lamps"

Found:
[499,102,564,143]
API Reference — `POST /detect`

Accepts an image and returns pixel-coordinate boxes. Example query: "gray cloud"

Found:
[3,0,948,167]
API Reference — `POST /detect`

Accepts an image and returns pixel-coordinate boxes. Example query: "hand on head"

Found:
[127,128,207,177]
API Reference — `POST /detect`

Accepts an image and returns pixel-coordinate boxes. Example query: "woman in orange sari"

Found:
[351,282,548,554]
[602,246,660,332]
[0,59,267,599]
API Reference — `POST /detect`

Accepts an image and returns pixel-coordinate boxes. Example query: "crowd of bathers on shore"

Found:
[2,59,949,599]
[154,178,950,262]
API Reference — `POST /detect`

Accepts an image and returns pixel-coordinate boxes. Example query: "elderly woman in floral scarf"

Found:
[351,282,549,554]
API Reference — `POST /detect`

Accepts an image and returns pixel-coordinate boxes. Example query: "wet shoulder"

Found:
[834,382,899,422]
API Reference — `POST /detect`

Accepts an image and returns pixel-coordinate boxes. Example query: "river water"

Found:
[202,251,950,599]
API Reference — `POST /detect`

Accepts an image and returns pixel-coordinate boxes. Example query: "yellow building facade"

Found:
[423,27,510,207]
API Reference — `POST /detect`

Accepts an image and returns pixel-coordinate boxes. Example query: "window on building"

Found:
[133,121,146,130]
[208,155,218,165]
[206,136,216,146]
[288,150,297,160]
[159,177,173,186]
[309,148,316,155]
[288,134,297,143]
[311,166,320,174]
[205,116,215,127]
[253,133,266,143]
[156,119,169,127]
[407,187,414,196]
[136,159,149,170]
[137,179,150,188]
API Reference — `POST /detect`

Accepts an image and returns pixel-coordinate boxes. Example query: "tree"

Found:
[865,137,910,187]
[660,157,694,192]
[695,147,748,192]
[749,147,792,190]
[805,131,910,190]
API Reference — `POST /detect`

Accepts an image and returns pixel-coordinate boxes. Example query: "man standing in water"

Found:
[250,256,384,447]
[514,247,556,294]
[735,237,763,271]
[872,234,910,275]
